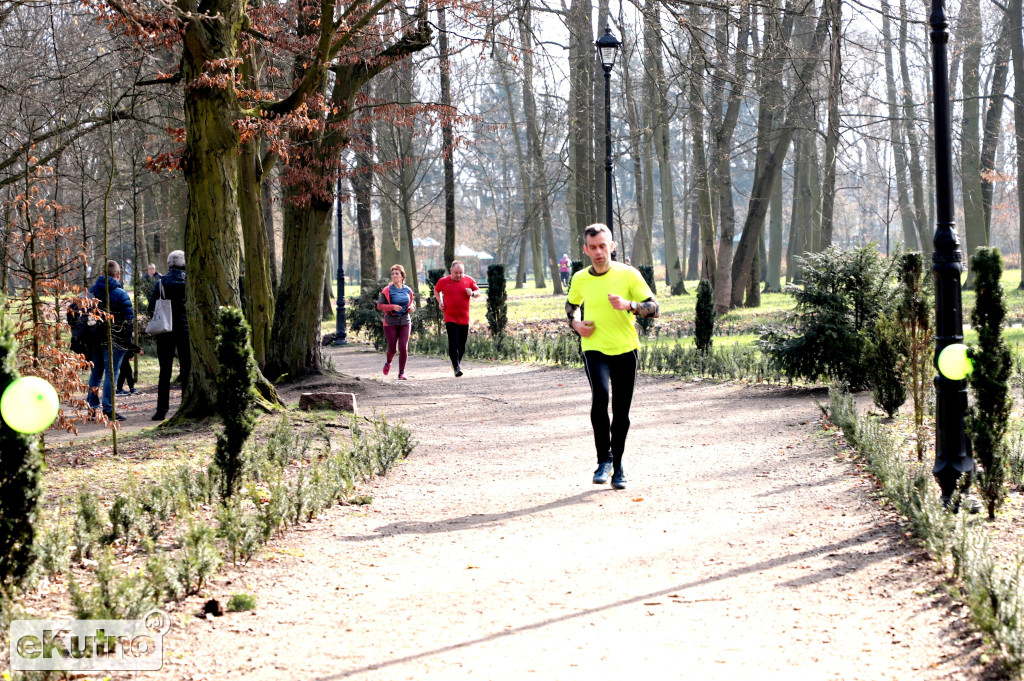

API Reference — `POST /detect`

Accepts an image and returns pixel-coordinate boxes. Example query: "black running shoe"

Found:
[593,462,613,484]
[611,467,627,490]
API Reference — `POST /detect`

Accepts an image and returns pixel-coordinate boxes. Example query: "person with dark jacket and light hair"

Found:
[148,249,191,421]
[86,260,135,421]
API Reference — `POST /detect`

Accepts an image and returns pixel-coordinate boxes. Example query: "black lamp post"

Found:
[929,0,971,504]
[595,23,621,257]
[334,177,348,346]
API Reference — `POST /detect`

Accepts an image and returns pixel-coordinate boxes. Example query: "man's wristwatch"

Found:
[630,300,637,312]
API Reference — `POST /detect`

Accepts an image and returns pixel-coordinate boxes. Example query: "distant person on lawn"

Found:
[377,264,414,380]
[566,223,658,490]
[434,260,480,377]
[559,253,571,287]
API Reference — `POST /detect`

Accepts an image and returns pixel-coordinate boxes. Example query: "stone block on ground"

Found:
[299,392,357,414]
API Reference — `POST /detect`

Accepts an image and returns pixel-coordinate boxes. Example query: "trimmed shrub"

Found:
[348,278,389,350]
[426,268,446,335]
[213,307,257,500]
[486,264,508,337]
[758,245,897,389]
[864,313,908,417]
[965,247,1012,520]
[0,306,43,595]
[637,265,656,337]
[695,280,714,355]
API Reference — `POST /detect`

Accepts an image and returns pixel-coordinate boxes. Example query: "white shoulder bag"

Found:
[145,281,173,335]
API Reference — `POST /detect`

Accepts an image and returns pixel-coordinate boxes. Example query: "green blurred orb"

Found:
[937,343,973,381]
[0,376,59,434]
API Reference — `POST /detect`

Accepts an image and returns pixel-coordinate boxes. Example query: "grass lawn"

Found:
[330,269,1024,353]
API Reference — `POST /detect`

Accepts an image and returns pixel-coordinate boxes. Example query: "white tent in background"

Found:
[413,236,442,248]
[476,251,494,260]
[454,244,477,258]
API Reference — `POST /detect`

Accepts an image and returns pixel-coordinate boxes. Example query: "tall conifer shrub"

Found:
[0,307,43,594]
[214,307,257,500]
[695,280,715,354]
[965,248,1012,519]
[486,264,507,337]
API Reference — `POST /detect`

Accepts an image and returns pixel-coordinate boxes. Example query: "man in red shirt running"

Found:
[434,260,480,377]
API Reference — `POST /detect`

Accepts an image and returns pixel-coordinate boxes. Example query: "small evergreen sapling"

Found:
[965,247,1012,520]
[486,264,508,337]
[896,252,934,461]
[0,307,43,595]
[637,265,656,337]
[695,280,715,354]
[214,307,257,501]
[426,268,446,335]
[864,313,908,417]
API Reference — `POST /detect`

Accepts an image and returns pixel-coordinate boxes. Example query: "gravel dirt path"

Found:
[146,345,993,681]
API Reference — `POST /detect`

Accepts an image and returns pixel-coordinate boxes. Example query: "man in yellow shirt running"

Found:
[566,223,659,490]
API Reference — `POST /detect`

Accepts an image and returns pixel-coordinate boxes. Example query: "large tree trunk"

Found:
[960,0,985,286]
[1012,0,1024,288]
[496,42,534,290]
[439,6,456,271]
[621,32,652,268]
[818,0,842,250]
[881,0,919,251]
[353,105,377,287]
[687,6,717,286]
[729,4,826,306]
[980,11,1011,241]
[898,0,930,257]
[687,195,700,280]
[711,3,750,313]
[262,159,278,290]
[396,55,421,306]
[176,2,248,419]
[568,0,597,258]
[519,4,562,294]
[648,0,683,294]
[765,169,783,291]
[267,197,332,379]
[237,138,276,369]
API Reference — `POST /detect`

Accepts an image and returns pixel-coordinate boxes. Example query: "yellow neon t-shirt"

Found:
[567,261,655,355]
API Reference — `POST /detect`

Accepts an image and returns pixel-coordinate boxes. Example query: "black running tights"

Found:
[582,349,638,466]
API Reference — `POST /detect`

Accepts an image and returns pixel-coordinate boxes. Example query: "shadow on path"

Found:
[314,528,892,680]
[336,489,606,541]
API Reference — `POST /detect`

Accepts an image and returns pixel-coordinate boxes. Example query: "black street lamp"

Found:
[334,177,348,346]
[595,23,621,258]
[929,0,971,504]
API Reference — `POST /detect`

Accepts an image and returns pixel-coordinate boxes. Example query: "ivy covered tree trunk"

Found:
[0,309,42,594]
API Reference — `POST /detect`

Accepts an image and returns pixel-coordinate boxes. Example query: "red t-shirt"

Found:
[435,275,479,325]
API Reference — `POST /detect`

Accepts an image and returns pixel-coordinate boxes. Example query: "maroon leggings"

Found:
[384,323,410,374]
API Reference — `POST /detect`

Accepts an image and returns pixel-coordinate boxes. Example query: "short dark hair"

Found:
[583,223,612,240]
[106,259,120,277]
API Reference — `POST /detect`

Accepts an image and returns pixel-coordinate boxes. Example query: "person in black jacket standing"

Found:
[148,250,191,421]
